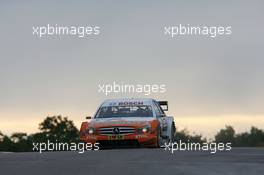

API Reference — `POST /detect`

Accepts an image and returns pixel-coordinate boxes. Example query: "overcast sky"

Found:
[0,0,264,136]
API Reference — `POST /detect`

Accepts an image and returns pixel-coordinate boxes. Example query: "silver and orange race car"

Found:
[80,98,175,148]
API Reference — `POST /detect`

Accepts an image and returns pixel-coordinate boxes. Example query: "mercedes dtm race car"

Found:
[80,98,176,148]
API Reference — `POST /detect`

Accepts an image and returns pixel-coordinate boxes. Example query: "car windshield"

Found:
[96,105,153,118]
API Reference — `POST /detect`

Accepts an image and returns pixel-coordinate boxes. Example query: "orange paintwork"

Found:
[80,119,160,147]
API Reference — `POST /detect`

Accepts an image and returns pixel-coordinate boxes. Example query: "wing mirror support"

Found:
[159,114,166,118]
[86,116,92,119]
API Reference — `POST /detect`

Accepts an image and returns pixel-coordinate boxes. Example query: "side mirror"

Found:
[86,116,92,119]
[159,114,166,118]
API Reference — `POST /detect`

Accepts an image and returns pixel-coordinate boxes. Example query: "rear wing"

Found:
[158,101,168,111]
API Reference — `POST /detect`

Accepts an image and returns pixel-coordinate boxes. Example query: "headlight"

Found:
[87,128,95,134]
[142,127,148,133]
[139,125,150,133]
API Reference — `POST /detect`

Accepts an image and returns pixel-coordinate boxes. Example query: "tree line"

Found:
[175,126,264,147]
[0,116,264,152]
[0,116,79,152]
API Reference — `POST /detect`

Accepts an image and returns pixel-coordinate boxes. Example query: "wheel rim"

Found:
[157,132,163,147]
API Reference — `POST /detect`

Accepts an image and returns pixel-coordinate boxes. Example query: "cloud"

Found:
[0,0,264,119]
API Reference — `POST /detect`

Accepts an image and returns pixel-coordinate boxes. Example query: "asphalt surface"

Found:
[0,148,264,175]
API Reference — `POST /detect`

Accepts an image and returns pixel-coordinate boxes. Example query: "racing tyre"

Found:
[170,121,176,143]
[156,130,163,148]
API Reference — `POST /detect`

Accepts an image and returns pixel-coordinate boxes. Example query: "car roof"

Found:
[101,98,154,106]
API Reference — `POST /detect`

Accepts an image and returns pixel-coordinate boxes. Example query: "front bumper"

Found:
[80,133,157,147]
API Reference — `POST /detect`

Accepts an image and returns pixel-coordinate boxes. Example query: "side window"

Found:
[153,102,163,118]
[157,102,165,115]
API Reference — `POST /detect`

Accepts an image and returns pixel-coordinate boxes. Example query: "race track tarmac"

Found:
[1,148,263,175]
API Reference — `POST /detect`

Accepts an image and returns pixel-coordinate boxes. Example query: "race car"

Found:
[80,98,176,148]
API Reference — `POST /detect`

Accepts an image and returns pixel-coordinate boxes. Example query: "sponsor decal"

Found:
[118,101,144,106]
[86,135,97,140]
[136,135,148,139]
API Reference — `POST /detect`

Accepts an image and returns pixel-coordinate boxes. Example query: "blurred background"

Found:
[0,0,264,139]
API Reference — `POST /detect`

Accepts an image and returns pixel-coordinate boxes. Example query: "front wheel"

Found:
[156,130,163,148]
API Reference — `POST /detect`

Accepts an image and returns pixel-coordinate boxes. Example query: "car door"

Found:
[153,101,167,138]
